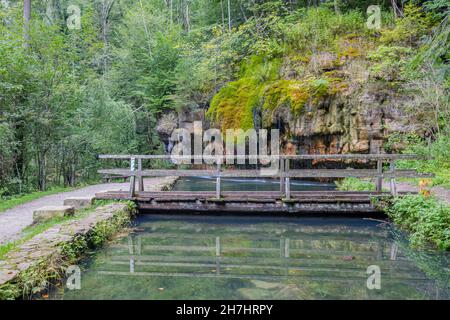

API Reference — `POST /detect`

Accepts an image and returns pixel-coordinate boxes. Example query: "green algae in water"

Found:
[50,215,449,300]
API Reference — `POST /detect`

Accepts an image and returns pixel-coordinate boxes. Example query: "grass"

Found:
[0,186,76,213]
[335,177,377,191]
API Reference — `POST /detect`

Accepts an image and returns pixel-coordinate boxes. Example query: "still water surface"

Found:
[50,177,449,300]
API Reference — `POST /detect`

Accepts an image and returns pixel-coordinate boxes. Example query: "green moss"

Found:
[263,79,311,115]
[208,78,262,130]
[207,55,280,130]
[209,73,338,130]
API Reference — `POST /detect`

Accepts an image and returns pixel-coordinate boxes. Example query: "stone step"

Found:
[33,206,75,224]
[63,196,94,210]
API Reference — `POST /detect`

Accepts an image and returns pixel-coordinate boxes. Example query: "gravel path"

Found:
[0,177,177,245]
[382,181,450,204]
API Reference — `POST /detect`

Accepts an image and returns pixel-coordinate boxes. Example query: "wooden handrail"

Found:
[98,154,433,198]
[98,154,428,160]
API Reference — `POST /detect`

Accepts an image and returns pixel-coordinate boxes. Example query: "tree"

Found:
[23,0,31,46]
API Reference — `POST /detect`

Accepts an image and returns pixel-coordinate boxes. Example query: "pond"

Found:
[49,177,449,300]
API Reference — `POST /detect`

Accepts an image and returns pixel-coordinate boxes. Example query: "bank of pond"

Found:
[48,177,449,300]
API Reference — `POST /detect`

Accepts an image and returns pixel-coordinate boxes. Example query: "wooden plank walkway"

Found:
[95,190,410,215]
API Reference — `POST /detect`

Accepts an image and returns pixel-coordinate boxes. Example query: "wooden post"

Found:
[390,243,398,261]
[376,160,383,193]
[215,236,221,275]
[280,158,285,195]
[285,159,290,200]
[216,160,221,199]
[136,235,142,255]
[129,157,136,197]
[137,158,144,192]
[284,238,290,258]
[390,160,397,196]
[128,235,134,254]
[215,236,221,257]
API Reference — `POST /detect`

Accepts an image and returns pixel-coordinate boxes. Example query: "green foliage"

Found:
[368,45,412,82]
[285,8,366,53]
[422,0,450,18]
[335,177,376,191]
[380,4,436,46]
[386,195,450,250]
[396,134,450,188]
[207,7,370,130]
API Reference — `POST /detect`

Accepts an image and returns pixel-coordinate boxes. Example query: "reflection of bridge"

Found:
[95,224,438,297]
[96,154,432,214]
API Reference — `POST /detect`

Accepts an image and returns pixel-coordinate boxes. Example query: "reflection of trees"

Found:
[388,225,449,298]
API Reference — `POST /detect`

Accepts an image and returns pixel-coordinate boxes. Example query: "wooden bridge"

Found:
[96,154,432,215]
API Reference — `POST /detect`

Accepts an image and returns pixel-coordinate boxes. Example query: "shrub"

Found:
[386,194,450,250]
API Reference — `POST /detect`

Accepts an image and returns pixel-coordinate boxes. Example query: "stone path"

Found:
[0,177,177,245]
[382,181,450,204]
[0,203,131,291]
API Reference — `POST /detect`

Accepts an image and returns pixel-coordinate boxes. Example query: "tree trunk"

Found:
[334,0,340,14]
[37,151,46,191]
[220,0,225,31]
[23,0,31,46]
[227,0,231,32]
[170,0,173,26]
[391,0,404,18]
[100,0,115,72]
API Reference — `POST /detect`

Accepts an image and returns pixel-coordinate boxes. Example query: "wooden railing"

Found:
[98,154,432,198]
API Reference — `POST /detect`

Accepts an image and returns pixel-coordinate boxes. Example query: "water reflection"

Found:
[53,215,449,300]
[173,176,336,192]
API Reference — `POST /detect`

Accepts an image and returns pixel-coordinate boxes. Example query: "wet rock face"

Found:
[157,110,208,153]
[277,82,416,155]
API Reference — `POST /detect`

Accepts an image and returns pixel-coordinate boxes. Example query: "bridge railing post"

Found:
[137,158,144,192]
[280,158,285,196]
[129,157,136,198]
[376,159,383,193]
[285,159,291,200]
[389,160,397,196]
[216,159,221,199]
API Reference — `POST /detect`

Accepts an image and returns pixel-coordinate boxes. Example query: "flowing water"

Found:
[49,177,449,300]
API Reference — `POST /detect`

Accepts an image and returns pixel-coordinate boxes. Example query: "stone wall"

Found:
[0,202,135,299]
